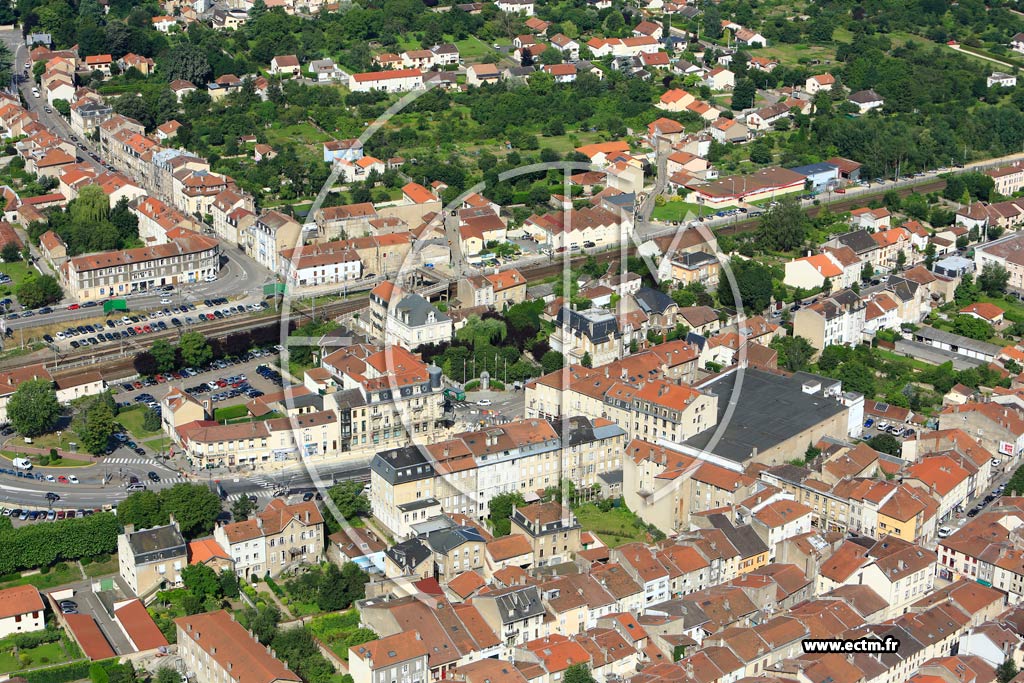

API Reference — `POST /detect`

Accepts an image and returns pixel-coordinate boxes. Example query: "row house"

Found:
[320,343,447,456]
[213,499,324,578]
[61,232,220,301]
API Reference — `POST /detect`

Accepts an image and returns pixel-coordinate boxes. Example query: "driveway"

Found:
[56,577,136,656]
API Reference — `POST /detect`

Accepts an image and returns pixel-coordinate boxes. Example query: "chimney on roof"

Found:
[256,515,263,529]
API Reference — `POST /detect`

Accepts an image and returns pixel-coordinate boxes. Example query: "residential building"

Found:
[0,586,45,638]
[61,233,220,301]
[176,611,301,683]
[349,631,429,683]
[118,521,187,597]
[247,210,301,271]
[510,502,582,566]
[368,281,452,349]
[213,500,324,579]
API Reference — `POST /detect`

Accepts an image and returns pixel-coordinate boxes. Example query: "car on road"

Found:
[148,471,160,482]
[477,399,492,406]
[44,106,51,113]
[68,475,78,484]
[45,492,59,502]
[126,482,146,492]
[67,303,79,310]
[44,474,55,482]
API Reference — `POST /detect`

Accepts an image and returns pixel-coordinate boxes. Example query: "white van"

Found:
[12,458,32,470]
[937,526,953,539]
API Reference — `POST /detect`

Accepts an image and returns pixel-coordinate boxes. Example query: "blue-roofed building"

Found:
[788,162,840,192]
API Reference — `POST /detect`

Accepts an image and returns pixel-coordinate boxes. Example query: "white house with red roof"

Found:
[269,54,301,77]
[960,302,1005,325]
[805,73,836,94]
[850,206,891,231]
[349,69,424,93]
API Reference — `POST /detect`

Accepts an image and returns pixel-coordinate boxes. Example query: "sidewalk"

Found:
[4,443,95,463]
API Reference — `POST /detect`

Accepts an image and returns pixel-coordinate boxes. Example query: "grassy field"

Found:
[757,43,838,66]
[0,640,72,672]
[82,556,118,578]
[214,404,250,422]
[652,202,705,222]
[264,123,334,147]
[455,36,495,60]
[0,451,92,467]
[574,503,651,548]
[142,436,172,455]
[0,261,38,296]
[116,406,162,440]
[0,564,81,591]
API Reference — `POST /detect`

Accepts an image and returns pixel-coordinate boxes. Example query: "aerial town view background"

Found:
[0,3,1022,683]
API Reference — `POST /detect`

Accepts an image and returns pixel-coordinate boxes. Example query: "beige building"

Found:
[510,502,582,566]
[176,611,301,683]
[457,269,528,309]
[118,521,187,598]
[213,499,324,579]
[62,234,220,302]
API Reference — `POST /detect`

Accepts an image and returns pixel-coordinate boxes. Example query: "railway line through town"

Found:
[0,176,955,381]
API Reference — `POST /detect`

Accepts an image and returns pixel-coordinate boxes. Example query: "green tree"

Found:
[731,79,756,110]
[836,360,876,397]
[869,433,902,456]
[156,668,180,683]
[8,379,60,437]
[219,570,239,599]
[770,336,814,372]
[179,332,213,368]
[80,401,115,456]
[142,408,161,432]
[162,43,212,85]
[340,562,368,606]
[978,263,1010,297]
[72,186,111,224]
[231,495,255,521]
[0,242,20,262]
[151,340,177,374]
[328,480,370,520]
[241,604,280,644]
[952,315,994,341]
[755,196,809,252]
[718,259,773,313]
[456,316,507,348]
[997,660,1018,683]
[116,490,164,529]
[158,483,223,538]
[563,665,597,683]
[581,351,593,368]
[181,563,221,598]
[342,629,378,660]
[16,274,63,308]
[488,491,526,536]
[541,350,564,373]
[90,663,110,683]
[539,47,563,65]
[316,563,347,611]
[860,263,874,282]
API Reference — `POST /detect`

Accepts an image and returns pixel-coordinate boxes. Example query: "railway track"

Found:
[7,178,951,380]
[2,297,372,380]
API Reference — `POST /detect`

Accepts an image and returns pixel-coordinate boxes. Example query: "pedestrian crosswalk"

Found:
[104,457,152,464]
[226,490,273,502]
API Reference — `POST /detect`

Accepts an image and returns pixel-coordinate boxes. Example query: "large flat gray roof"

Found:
[684,368,847,463]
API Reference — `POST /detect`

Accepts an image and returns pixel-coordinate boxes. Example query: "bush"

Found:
[24,660,98,683]
[11,629,61,648]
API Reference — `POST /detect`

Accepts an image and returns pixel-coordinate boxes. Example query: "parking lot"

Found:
[44,298,269,351]
[113,350,288,409]
[861,418,918,440]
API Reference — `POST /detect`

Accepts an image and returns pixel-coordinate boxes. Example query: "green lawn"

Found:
[455,36,494,60]
[0,261,37,297]
[116,406,162,440]
[652,202,705,222]
[756,43,837,67]
[265,123,334,147]
[142,436,172,455]
[0,564,81,591]
[214,404,250,422]
[0,451,92,467]
[574,503,652,548]
[0,640,72,673]
[82,556,118,578]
